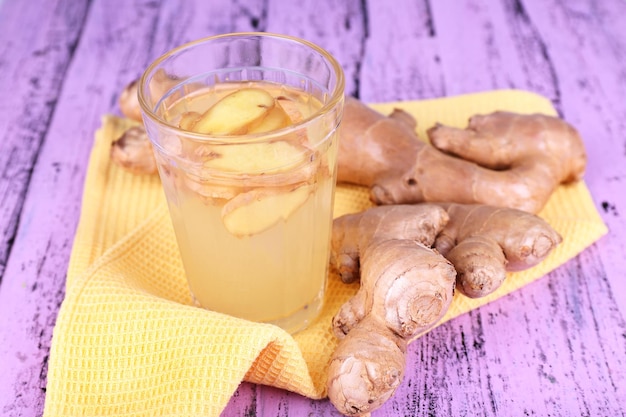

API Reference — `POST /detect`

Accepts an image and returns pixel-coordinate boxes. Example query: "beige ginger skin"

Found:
[337,96,587,214]
[110,126,158,175]
[435,203,562,298]
[328,204,457,416]
[327,203,562,415]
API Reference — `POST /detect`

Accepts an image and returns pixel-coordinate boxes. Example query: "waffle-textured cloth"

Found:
[44,90,608,416]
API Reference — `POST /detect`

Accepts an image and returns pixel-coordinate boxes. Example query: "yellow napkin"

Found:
[44,90,608,417]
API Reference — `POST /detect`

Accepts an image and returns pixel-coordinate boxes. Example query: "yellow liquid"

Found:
[155,81,337,333]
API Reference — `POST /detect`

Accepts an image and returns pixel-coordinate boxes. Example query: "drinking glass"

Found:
[138,33,345,334]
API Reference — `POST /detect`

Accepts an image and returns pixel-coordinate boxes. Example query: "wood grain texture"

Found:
[0,1,90,415]
[360,0,444,102]
[0,0,162,415]
[0,0,624,416]
[0,0,88,279]
[523,0,626,316]
[264,0,365,96]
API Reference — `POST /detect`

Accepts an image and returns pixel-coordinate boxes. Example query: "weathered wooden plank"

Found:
[0,0,164,415]
[429,0,560,106]
[265,0,366,97]
[522,0,626,316]
[359,0,445,102]
[0,1,90,415]
[226,384,343,417]
[0,0,89,280]
[142,0,269,69]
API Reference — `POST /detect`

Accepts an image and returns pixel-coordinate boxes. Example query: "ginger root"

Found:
[118,70,181,122]
[113,79,156,174]
[328,205,457,415]
[112,72,183,174]
[337,97,587,214]
[118,79,143,122]
[327,203,562,415]
[110,126,158,175]
[435,203,562,298]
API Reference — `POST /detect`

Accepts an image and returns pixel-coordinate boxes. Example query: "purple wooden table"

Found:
[1,0,625,416]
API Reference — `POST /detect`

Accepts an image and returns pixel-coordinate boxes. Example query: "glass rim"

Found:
[137,32,345,142]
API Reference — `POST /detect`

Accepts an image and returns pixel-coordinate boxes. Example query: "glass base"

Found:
[191,289,325,335]
[268,291,325,334]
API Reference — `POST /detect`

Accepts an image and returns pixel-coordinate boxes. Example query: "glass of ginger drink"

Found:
[137,33,344,334]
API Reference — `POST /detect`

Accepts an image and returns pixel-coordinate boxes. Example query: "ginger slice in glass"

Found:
[191,88,275,135]
[221,183,313,237]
